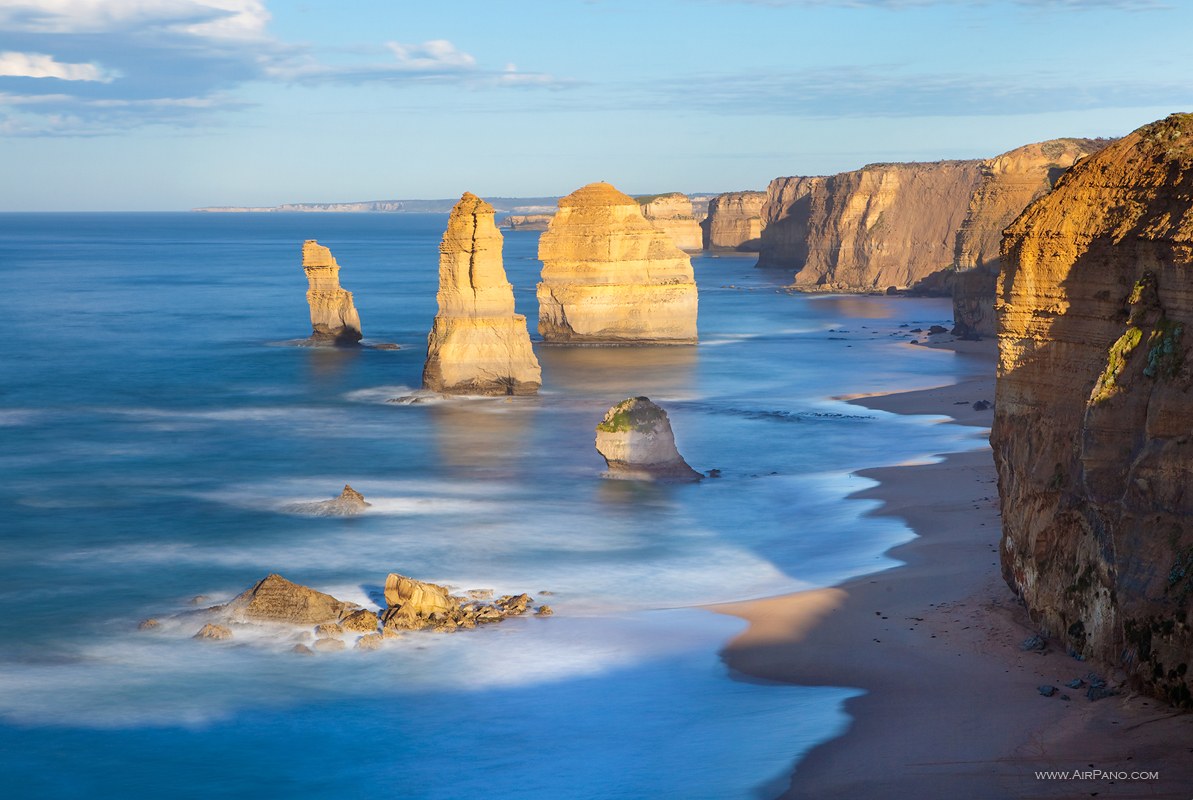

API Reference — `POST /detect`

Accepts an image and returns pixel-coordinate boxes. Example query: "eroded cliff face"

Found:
[756,176,823,270]
[422,193,541,395]
[994,113,1193,705]
[637,192,703,252]
[704,191,766,251]
[538,182,698,344]
[951,138,1109,338]
[302,240,363,344]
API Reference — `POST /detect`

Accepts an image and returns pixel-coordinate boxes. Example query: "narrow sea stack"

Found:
[537,182,698,344]
[422,193,541,395]
[302,240,363,344]
[594,396,701,481]
[636,192,703,251]
[951,138,1109,338]
[704,191,766,251]
[994,113,1193,705]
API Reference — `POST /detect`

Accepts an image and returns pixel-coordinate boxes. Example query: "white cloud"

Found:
[0,0,270,38]
[0,51,117,82]
[385,40,477,72]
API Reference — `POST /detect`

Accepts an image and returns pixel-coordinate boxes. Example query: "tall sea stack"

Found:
[994,113,1193,705]
[302,240,363,345]
[537,182,698,344]
[422,193,541,395]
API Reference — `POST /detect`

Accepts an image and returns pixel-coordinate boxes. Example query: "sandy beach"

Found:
[718,344,1193,799]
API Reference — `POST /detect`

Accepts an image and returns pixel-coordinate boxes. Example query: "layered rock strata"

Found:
[423,193,541,395]
[704,191,766,251]
[993,113,1193,705]
[951,138,1109,337]
[222,574,359,626]
[538,183,698,344]
[302,240,363,344]
[594,396,701,481]
[637,192,704,251]
[502,213,554,231]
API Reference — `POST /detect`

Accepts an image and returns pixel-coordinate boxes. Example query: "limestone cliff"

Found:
[993,113,1193,705]
[951,138,1109,338]
[538,183,698,344]
[756,177,824,271]
[637,192,703,251]
[423,193,541,395]
[503,213,554,231]
[704,191,766,251]
[594,396,701,481]
[302,240,363,344]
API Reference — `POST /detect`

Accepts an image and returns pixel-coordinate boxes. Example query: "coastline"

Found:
[717,347,1193,799]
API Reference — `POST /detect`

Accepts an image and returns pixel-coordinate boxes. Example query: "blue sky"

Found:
[1,0,1190,210]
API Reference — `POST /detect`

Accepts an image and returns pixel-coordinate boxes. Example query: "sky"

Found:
[1,0,1191,210]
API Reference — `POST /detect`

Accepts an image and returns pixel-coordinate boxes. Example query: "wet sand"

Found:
[717,363,1193,799]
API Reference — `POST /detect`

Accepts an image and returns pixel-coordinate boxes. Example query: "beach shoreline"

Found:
[716,345,1193,799]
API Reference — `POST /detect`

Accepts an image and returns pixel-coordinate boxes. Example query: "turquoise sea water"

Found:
[0,213,988,799]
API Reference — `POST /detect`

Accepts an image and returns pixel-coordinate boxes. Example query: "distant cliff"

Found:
[636,192,703,252]
[758,161,983,292]
[704,191,766,251]
[951,138,1110,338]
[994,113,1193,706]
[194,197,562,214]
[502,213,554,231]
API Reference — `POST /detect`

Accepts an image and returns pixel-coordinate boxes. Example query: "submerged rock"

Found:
[221,573,358,626]
[302,240,363,345]
[594,396,701,481]
[194,623,232,641]
[422,192,541,395]
[537,182,698,344]
[284,484,371,516]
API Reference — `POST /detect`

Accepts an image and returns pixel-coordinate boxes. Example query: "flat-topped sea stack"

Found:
[993,113,1193,705]
[538,183,698,344]
[704,191,766,251]
[952,138,1109,337]
[636,192,703,252]
[302,240,363,345]
[594,396,701,481]
[423,193,541,395]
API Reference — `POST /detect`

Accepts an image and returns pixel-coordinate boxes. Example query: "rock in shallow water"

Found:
[284,484,371,516]
[221,573,358,626]
[594,397,701,482]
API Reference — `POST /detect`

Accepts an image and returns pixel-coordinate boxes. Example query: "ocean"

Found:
[0,212,988,799]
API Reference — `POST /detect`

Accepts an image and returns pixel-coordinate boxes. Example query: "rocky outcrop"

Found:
[502,213,554,231]
[594,396,701,481]
[993,113,1193,706]
[704,191,766,251]
[284,484,371,516]
[951,138,1110,338]
[637,192,703,251]
[537,183,698,344]
[302,240,363,344]
[221,574,358,626]
[422,193,541,395]
[381,572,542,632]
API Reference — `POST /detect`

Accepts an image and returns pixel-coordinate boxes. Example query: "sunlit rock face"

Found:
[704,191,766,251]
[537,182,698,345]
[302,240,363,345]
[637,192,703,252]
[594,396,701,481]
[422,193,541,396]
[994,114,1193,706]
[951,138,1110,338]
